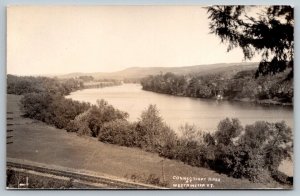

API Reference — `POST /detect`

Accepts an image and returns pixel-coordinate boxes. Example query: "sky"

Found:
[7,6,260,75]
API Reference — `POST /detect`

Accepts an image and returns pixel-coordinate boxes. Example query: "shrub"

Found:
[46,98,90,129]
[21,92,55,121]
[71,99,128,137]
[68,109,93,136]
[98,119,137,147]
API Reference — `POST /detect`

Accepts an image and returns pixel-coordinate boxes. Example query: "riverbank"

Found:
[231,97,293,106]
[141,88,293,107]
[140,70,293,107]
[7,94,290,189]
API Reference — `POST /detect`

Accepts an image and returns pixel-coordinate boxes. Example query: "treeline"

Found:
[76,76,123,89]
[8,75,293,185]
[7,74,122,95]
[7,74,83,96]
[140,69,293,104]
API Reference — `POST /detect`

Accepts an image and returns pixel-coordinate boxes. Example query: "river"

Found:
[66,83,293,133]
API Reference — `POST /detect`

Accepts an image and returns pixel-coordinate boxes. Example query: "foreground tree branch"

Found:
[207,6,294,78]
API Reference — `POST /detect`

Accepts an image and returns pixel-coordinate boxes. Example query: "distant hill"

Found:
[57,62,258,80]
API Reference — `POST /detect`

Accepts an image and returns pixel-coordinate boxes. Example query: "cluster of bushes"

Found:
[68,100,129,137]
[21,92,91,129]
[141,69,293,104]
[73,104,176,155]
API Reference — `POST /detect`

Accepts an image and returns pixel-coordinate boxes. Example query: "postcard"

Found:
[6,5,294,189]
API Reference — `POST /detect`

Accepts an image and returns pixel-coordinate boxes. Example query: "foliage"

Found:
[271,170,293,185]
[78,75,94,82]
[206,118,243,175]
[99,119,138,146]
[141,70,293,104]
[179,124,204,145]
[7,75,42,95]
[207,6,294,78]
[71,100,128,137]
[7,74,82,96]
[135,105,178,153]
[21,92,90,129]
[21,92,54,121]
[160,124,206,166]
[215,118,243,146]
[141,73,187,96]
[204,120,293,183]
[11,74,89,130]
[68,109,92,135]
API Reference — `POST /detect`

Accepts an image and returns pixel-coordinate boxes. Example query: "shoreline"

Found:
[141,88,293,107]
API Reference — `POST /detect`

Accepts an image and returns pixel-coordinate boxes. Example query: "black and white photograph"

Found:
[6,5,294,189]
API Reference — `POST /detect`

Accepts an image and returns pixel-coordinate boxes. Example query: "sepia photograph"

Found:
[6,5,293,189]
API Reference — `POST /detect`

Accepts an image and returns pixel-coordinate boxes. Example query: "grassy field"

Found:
[6,94,289,189]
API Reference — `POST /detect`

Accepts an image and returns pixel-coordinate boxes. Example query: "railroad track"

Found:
[7,161,160,189]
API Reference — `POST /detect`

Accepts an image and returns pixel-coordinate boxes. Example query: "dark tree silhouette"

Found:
[207,6,294,78]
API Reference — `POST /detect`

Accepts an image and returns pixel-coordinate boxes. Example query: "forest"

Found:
[7,74,293,185]
[140,69,293,105]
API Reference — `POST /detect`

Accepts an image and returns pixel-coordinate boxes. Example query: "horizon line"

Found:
[7,61,259,77]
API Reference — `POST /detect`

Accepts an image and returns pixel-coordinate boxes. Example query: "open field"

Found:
[6,94,289,189]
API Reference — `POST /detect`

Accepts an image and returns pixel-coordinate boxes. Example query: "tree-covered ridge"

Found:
[141,69,293,105]
[207,6,294,78]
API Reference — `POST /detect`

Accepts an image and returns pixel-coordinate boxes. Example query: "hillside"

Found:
[57,62,258,80]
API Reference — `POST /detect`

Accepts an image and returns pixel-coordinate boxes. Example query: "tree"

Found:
[174,124,206,166]
[215,118,243,146]
[136,104,177,153]
[236,121,293,182]
[207,6,294,78]
[209,118,243,174]
[204,119,293,182]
